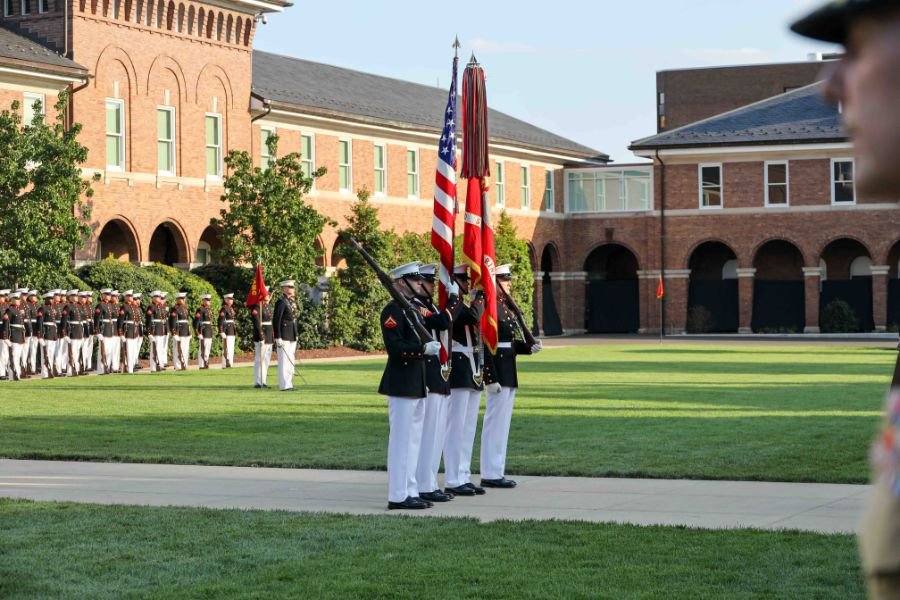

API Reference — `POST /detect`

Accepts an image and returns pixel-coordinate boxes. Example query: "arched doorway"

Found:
[540,244,562,336]
[196,226,222,266]
[888,240,900,329]
[584,244,639,333]
[687,241,738,333]
[149,221,188,266]
[820,238,874,331]
[752,240,805,332]
[97,218,139,262]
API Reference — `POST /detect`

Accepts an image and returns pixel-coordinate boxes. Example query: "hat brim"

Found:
[790,1,900,44]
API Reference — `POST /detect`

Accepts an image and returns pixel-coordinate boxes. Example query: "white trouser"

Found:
[40,339,57,378]
[109,336,120,371]
[125,337,140,373]
[171,336,190,370]
[63,338,82,375]
[444,388,483,488]
[417,392,450,493]
[276,341,297,390]
[82,335,93,370]
[97,336,113,374]
[197,337,212,368]
[7,342,23,379]
[254,342,273,386]
[481,386,517,480]
[0,338,7,377]
[221,335,236,367]
[387,396,426,503]
[149,336,167,371]
[53,336,66,373]
[26,336,38,373]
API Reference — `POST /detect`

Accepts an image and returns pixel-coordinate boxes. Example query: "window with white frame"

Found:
[105,99,125,170]
[338,139,351,192]
[300,134,314,180]
[4,0,13,16]
[157,107,175,175]
[23,92,44,126]
[20,0,29,14]
[520,166,530,209]
[196,241,211,265]
[374,143,386,195]
[260,127,275,169]
[495,161,505,206]
[832,159,855,204]
[543,169,555,212]
[205,114,222,178]
[566,168,650,213]
[407,148,418,198]
[765,161,788,206]
[38,0,47,12]
[699,164,722,208]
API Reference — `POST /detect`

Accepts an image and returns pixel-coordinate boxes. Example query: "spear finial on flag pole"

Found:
[453,35,460,57]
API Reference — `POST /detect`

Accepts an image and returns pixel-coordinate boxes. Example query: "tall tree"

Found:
[494,211,535,330]
[329,189,392,351]
[212,134,331,286]
[0,93,97,288]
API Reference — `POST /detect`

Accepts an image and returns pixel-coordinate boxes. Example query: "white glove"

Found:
[220,332,226,339]
[531,339,543,354]
[423,341,442,356]
[486,382,501,394]
[447,281,459,296]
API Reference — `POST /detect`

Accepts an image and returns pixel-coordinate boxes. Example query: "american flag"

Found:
[430,51,459,365]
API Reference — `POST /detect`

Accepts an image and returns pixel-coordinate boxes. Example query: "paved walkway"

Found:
[0,459,867,534]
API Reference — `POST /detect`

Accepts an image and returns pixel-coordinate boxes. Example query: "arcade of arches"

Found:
[530,236,900,335]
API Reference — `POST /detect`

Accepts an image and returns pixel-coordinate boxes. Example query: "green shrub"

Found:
[820,299,859,333]
[77,258,177,299]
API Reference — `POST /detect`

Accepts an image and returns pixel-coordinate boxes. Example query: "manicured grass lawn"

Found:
[0,498,864,599]
[0,344,891,483]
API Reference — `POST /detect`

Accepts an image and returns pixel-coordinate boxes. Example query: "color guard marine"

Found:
[36,292,59,378]
[378,262,443,510]
[272,281,299,392]
[194,294,214,369]
[444,264,487,497]
[146,291,169,372]
[95,289,116,374]
[412,263,462,504]
[23,290,39,377]
[60,290,84,376]
[249,295,274,388]
[480,264,542,489]
[118,291,142,374]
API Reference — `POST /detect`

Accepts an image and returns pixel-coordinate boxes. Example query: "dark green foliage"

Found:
[330,189,392,351]
[212,134,332,287]
[0,93,98,288]
[392,230,438,265]
[820,300,860,333]
[295,294,330,350]
[494,211,535,329]
[77,259,177,299]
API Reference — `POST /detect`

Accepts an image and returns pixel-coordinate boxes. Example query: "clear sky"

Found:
[254,0,840,163]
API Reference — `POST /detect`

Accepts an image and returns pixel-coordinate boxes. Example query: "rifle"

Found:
[41,339,54,378]
[348,237,435,345]
[498,285,539,347]
[67,337,76,376]
[100,336,111,374]
[120,336,127,373]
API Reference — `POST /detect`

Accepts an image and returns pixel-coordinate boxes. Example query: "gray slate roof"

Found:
[252,50,606,161]
[0,25,85,71]
[630,82,845,150]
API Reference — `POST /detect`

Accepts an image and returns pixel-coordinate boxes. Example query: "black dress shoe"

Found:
[417,497,434,508]
[387,496,430,510]
[420,490,452,503]
[464,482,486,495]
[445,485,476,497]
[263,384,271,389]
[481,478,517,489]
[254,384,262,388]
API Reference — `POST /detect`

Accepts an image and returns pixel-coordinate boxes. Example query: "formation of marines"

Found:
[379,261,542,509]
[0,284,298,388]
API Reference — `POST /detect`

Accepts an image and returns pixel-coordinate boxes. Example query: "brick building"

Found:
[1,1,898,335]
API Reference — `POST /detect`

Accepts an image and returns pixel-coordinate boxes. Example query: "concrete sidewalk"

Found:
[0,459,867,534]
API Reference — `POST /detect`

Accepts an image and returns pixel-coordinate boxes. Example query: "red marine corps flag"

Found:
[246,262,268,306]
[461,53,498,355]
[431,39,460,368]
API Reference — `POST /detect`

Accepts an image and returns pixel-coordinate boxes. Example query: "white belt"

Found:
[223,320,234,323]
[101,319,114,322]
[44,323,57,328]
[151,319,164,322]
[497,342,512,349]
[176,320,189,323]
[261,321,272,325]
[452,343,473,354]
[200,321,211,325]
[123,320,135,324]
[27,319,37,323]
[10,324,25,328]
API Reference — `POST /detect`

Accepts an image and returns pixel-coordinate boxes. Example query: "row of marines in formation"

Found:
[0,287,289,382]
[378,261,542,509]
